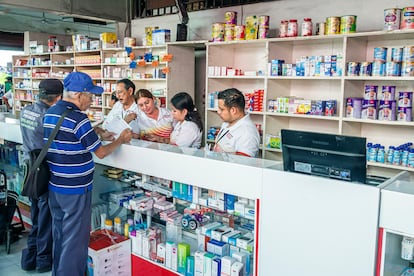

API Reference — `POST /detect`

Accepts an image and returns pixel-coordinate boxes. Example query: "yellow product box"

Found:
[100,32,117,43]
[145,26,159,46]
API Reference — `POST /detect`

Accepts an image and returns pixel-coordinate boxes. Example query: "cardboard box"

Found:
[88,229,131,276]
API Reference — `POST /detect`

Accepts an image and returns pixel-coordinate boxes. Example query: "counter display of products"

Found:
[0,119,410,276]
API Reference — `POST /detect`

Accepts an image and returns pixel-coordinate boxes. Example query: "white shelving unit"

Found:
[12,41,205,119]
[205,29,414,177]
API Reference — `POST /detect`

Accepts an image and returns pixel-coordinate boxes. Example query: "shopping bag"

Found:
[21,149,50,199]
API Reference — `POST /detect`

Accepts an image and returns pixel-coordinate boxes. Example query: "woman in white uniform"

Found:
[169,92,203,148]
[134,89,173,143]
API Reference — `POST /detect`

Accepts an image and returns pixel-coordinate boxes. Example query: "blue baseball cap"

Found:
[63,72,103,94]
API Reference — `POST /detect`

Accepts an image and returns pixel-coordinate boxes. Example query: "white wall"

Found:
[132,0,413,43]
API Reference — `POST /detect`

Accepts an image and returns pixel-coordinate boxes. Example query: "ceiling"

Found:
[0,3,118,43]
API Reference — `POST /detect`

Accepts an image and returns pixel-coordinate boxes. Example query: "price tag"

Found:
[151,61,159,67]
[162,67,170,74]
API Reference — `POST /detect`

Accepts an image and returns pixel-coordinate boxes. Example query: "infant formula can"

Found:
[373,47,388,62]
[225,11,237,25]
[401,7,414,29]
[384,8,401,30]
[245,15,259,40]
[403,46,414,61]
[391,47,403,62]
[340,15,357,34]
[361,100,378,120]
[212,23,225,42]
[259,15,270,27]
[316,22,326,35]
[397,107,412,121]
[372,61,385,76]
[326,16,341,35]
[364,85,378,100]
[378,100,397,121]
[258,15,270,39]
[359,62,372,76]
[346,98,363,118]
[347,62,360,76]
[385,61,401,76]
[381,85,396,100]
[234,25,245,40]
[401,62,414,76]
[398,91,413,107]
[224,24,234,41]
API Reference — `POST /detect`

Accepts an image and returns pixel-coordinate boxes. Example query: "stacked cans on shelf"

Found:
[211,12,269,42]
[347,46,414,77]
[367,141,414,168]
[346,85,412,121]
[384,7,414,31]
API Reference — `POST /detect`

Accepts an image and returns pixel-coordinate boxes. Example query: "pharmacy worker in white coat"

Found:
[169,92,203,148]
[213,88,260,157]
[134,88,173,143]
[99,78,140,138]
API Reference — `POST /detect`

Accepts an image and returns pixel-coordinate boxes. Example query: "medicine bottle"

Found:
[104,219,113,231]
[279,20,288,38]
[302,18,313,36]
[114,217,122,234]
[124,223,130,237]
[287,19,298,37]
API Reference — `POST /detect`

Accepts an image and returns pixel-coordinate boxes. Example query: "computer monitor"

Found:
[281,129,367,183]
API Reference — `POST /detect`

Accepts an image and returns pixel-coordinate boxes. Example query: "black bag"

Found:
[21,108,72,199]
[21,149,50,199]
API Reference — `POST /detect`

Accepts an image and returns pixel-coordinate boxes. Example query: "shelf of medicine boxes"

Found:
[208,30,414,169]
[96,142,269,276]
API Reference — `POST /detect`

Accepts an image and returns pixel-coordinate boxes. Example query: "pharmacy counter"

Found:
[0,120,407,276]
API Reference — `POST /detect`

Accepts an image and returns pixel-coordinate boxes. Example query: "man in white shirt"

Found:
[101,79,140,137]
[213,88,260,157]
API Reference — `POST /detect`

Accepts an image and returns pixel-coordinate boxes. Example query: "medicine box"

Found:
[195,251,205,276]
[88,230,131,276]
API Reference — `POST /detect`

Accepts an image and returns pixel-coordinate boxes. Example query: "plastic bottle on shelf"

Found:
[366,143,372,161]
[114,217,122,234]
[377,146,385,163]
[279,20,288,38]
[104,219,113,231]
[402,236,414,260]
[393,147,401,165]
[408,149,414,168]
[402,148,410,167]
[301,18,313,36]
[124,223,130,238]
[287,19,298,37]
[387,146,395,164]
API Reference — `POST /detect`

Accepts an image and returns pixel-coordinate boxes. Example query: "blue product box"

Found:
[187,185,193,202]
[186,255,195,276]
[225,194,235,213]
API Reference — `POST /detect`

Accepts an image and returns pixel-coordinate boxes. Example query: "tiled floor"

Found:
[0,231,51,276]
